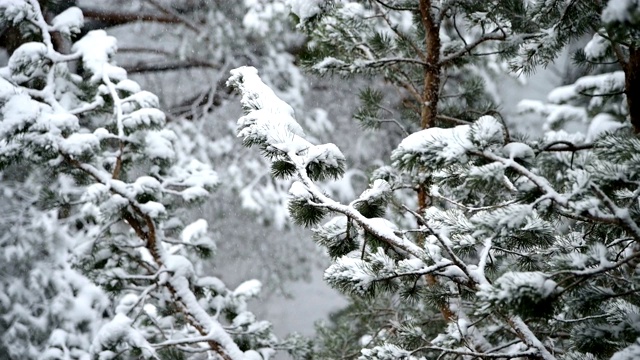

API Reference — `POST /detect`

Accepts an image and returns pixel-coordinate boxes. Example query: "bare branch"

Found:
[143,0,200,33]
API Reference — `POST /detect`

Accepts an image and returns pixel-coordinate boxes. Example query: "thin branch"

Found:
[540,140,595,152]
[123,60,219,74]
[591,183,640,242]
[435,114,472,125]
[553,313,610,323]
[411,346,538,359]
[80,7,178,26]
[578,90,625,97]
[439,32,507,66]
[143,0,200,33]
[101,67,125,179]
[371,0,419,11]
[402,205,474,284]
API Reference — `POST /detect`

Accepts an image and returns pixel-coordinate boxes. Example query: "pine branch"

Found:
[411,346,538,359]
[472,150,569,206]
[101,70,125,180]
[123,60,219,74]
[590,184,640,242]
[439,32,507,66]
[540,141,595,152]
[371,0,419,12]
[80,7,179,27]
[143,0,200,33]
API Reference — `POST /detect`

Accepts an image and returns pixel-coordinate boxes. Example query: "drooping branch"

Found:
[80,7,178,27]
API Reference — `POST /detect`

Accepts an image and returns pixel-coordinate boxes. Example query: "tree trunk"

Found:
[626,46,640,133]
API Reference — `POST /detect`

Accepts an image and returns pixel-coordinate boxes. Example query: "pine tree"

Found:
[229,1,640,359]
[0,1,311,359]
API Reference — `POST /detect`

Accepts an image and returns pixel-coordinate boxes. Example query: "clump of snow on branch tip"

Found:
[0,0,35,25]
[391,124,472,171]
[50,7,83,36]
[90,313,156,359]
[359,344,413,360]
[59,133,99,156]
[502,142,535,162]
[289,181,312,200]
[584,33,609,60]
[470,115,505,148]
[358,179,391,203]
[165,254,195,281]
[602,0,640,25]
[286,0,324,22]
[8,42,49,83]
[477,271,558,317]
[233,279,262,299]
[587,113,626,141]
[227,66,295,117]
[324,256,375,296]
[181,219,208,243]
[71,30,125,83]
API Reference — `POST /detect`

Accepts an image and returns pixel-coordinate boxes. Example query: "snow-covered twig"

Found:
[590,184,640,242]
[411,346,538,359]
[473,150,569,206]
[101,68,126,179]
[402,205,473,283]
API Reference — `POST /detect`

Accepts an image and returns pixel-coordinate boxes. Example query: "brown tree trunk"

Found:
[626,46,640,133]
[419,0,441,131]
[417,0,441,214]
[418,0,453,322]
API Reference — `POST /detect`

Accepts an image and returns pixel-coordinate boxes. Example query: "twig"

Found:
[144,0,200,33]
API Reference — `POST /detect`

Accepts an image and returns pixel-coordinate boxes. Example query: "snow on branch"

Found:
[228,66,424,259]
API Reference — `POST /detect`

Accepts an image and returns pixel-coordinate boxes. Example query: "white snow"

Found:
[287,0,323,21]
[7,42,49,83]
[324,256,374,294]
[478,271,557,302]
[115,79,141,94]
[122,90,160,109]
[228,66,295,117]
[138,201,166,218]
[586,113,626,140]
[394,124,472,162]
[302,143,345,167]
[50,6,83,36]
[144,130,176,160]
[602,0,640,24]
[289,181,312,199]
[122,108,166,129]
[575,71,625,95]
[233,279,262,298]
[311,57,347,73]
[502,142,535,161]
[0,0,35,25]
[181,219,208,243]
[165,254,195,281]
[547,85,577,104]
[71,30,125,83]
[131,176,161,195]
[91,313,156,358]
[0,94,42,137]
[367,217,399,240]
[472,115,505,146]
[358,179,391,203]
[59,133,100,156]
[584,33,609,60]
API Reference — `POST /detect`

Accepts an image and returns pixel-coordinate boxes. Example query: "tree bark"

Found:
[417,0,441,213]
[625,46,640,133]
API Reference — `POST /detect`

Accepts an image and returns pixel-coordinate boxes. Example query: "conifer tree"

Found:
[230,1,640,359]
[0,1,310,359]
